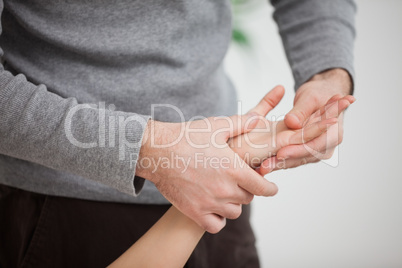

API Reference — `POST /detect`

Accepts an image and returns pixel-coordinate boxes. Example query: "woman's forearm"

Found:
[108,206,205,268]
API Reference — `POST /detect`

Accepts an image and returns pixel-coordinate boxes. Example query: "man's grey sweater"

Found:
[0,0,355,204]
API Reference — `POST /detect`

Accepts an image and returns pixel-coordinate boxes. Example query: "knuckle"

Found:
[202,218,225,234]
[225,205,242,220]
[206,225,219,234]
[322,151,334,160]
[215,183,233,199]
[199,219,210,232]
[234,206,242,219]
[244,194,254,204]
[328,139,338,148]
[338,134,344,144]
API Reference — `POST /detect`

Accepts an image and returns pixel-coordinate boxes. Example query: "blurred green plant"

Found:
[232,28,249,46]
[231,0,253,47]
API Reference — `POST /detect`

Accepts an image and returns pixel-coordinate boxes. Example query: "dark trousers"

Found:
[0,184,259,268]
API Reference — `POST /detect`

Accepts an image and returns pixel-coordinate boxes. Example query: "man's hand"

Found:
[228,86,350,169]
[258,68,355,175]
[136,114,278,234]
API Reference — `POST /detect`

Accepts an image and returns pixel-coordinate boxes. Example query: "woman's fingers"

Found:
[255,95,356,176]
[223,113,260,140]
[344,95,356,104]
[306,96,353,125]
[289,117,338,145]
[308,94,343,122]
[257,155,321,176]
[248,85,285,116]
[288,96,353,146]
[317,95,355,119]
[321,98,351,118]
[276,122,340,161]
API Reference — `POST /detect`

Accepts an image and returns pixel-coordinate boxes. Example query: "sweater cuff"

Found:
[271,0,356,92]
[294,59,355,93]
[110,113,151,196]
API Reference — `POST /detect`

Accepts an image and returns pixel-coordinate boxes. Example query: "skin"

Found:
[136,112,276,234]
[229,85,354,169]
[136,81,355,234]
[109,90,355,267]
[258,68,355,175]
[108,206,204,268]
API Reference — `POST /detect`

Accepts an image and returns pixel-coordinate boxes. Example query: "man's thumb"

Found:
[285,99,319,129]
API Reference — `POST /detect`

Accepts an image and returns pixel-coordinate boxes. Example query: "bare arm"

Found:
[108,87,355,268]
[108,206,204,268]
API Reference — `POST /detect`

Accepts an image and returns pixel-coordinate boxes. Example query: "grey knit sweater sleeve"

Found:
[0,2,149,196]
[270,0,356,89]
[0,0,355,203]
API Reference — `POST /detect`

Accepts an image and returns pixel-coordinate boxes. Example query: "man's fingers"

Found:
[237,168,278,197]
[344,95,356,104]
[289,117,338,145]
[284,94,321,129]
[258,155,320,175]
[200,214,227,234]
[214,203,243,220]
[285,93,355,130]
[325,94,344,106]
[309,94,343,122]
[231,188,254,205]
[256,157,277,176]
[319,98,351,119]
[313,95,355,118]
[308,96,352,125]
[248,85,285,116]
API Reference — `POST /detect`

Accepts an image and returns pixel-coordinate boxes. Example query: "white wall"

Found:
[224,0,402,267]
